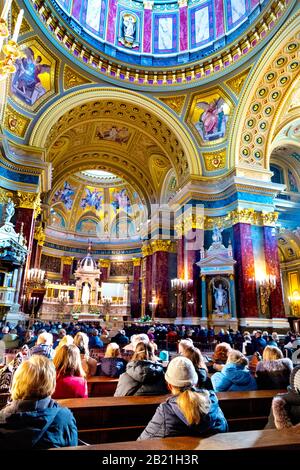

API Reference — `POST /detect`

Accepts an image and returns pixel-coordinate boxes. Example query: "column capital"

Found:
[229,208,256,225]
[0,188,13,204]
[16,191,41,218]
[61,256,74,265]
[142,243,153,257]
[178,0,188,7]
[99,258,111,268]
[151,240,175,253]
[143,0,154,9]
[34,225,45,246]
[260,211,278,227]
[132,257,142,267]
[175,214,204,236]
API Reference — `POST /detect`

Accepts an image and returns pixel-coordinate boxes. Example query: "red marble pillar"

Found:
[233,223,259,317]
[131,258,141,318]
[177,236,185,279]
[151,248,169,318]
[143,4,153,53]
[99,260,110,282]
[185,229,201,317]
[179,2,188,51]
[62,257,74,284]
[263,226,285,317]
[30,238,38,269]
[141,248,153,317]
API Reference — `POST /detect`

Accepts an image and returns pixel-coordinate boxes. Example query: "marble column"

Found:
[99,259,110,282]
[62,256,74,284]
[131,258,141,318]
[201,275,207,319]
[143,1,153,53]
[141,244,153,317]
[151,240,171,318]
[229,274,237,318]
[106,0,118,43]
[185,228,201,317]
[233,223,259,317]
[179,0,188,51]
[31,225,45,269]
[263,225,285,318]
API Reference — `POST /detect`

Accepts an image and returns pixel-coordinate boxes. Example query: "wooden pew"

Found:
[57,389,282,444]
[53,428,300,451]
[87,377,119,397]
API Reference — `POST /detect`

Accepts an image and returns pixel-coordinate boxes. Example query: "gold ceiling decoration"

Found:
[202,149,226,171]
[225,67,251,96]
[149,154,171,188]
[159,96,186,115]
[63,65,92,91]
[4,104,30,138]
[12,1,32,35]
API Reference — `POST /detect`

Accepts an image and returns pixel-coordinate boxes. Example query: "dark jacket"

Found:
[138,390,228,440]
[265,389,300,429]
[256,358,293,390]
[196,367,213,390]
[114,360,168,396]
[0,397,78,449]
[211,363,257,392]
[98,357,127,378]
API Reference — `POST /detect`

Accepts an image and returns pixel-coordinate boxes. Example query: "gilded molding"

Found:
[225,68,251,96]
[141,244,153,257]
[175,214,204,235]
[61,256,74,265]
[99,259,111,268]
[16,191,41,214]
[4,104,30,138]
[34,225,46,246]
[203,149,226,171]
[228,208,257,225]
[159,96,186,115]
[151,240,172,253]
[0,188,13,204]
[132,257,142,267]
[260,211,279,227]
[63,65,91,90]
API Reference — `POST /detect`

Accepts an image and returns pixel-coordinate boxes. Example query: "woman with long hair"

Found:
[255,345,293,390]
[73,331,97,377]
[98,342,126,378]
[52,344,88,399]
[178,339,212,389]
[138,356,228,440]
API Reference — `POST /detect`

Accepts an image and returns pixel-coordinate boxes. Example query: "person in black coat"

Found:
[138,356,228,440]
[98,342,127,378]
[0,355,78,449]
[114,341,168,396]
[266,365,300,429]
[255,346,293,390]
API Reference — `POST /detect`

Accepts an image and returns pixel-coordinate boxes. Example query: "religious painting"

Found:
[227,0,247,28]
[41,254,61,273]
[111,188,131,213]
[52,181,75,210]
[288,170,299,193]
[50,209,66,229]
[110,261,134,277]
[154,14,177,53]
[76,218,98,234]
[187,90,232,144]
[11,45,52,106]
[190,2,214,49]
[118,11,139,49]
[80,187,103,211]
[95,125,130,144]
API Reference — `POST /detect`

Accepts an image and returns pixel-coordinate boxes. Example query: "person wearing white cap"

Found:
[138,356,228,440]
[266,365,300,429]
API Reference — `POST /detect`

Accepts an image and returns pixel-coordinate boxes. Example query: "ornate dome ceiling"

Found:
[52,0,268,66]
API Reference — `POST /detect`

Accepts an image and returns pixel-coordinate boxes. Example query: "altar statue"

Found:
[212,226,223,243]
[5,198,15,224]
[212,280,228,314]
[81,282,90,305]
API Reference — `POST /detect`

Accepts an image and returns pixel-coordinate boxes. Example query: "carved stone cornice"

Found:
[34,225,46,246]
[132,257,142,267]
[61,256,74,265]
[99,259,111,268]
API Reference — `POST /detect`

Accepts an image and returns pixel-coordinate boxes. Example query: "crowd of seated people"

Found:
[0,319,300,449]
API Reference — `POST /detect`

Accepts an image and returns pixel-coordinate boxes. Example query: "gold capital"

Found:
[99,259,111,268]
[141,243,153,257]
[61,256,74,265]
[16,192,41,218]
[151,240,173,253]
[229,208,256,225]
[34,225,45,246]
[132,257,142,267]
[260,211,278,227]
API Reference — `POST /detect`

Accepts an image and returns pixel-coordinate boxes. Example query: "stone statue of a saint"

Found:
[5,198,15,224]
[123,14,135,39]
[212,226,223,243]
[213,280,228,314]
[81,282,90,305]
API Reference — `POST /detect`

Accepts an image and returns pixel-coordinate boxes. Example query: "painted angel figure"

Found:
[80,188,103,211]
[195,98,226,140]
[112,189,130,212]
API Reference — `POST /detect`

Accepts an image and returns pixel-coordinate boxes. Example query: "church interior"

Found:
[0,0,300,455]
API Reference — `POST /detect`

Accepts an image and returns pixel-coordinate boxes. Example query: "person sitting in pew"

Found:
[73,332,97,377]
[114,341,168,396]
[266,365,300,430]
[211,350,257,392]
[97,342,127,378]
[178,339,212,389]
[52,345,88,399]
[206,342,232,374]
[138,356,228,440]
[0,355,78,449]
[255,345,293,390]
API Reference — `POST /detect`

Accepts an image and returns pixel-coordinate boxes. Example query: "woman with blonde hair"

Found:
[179,339,212,389]
[212,350,257,392]
[53,335,73,356]
[98,342,126,378]
[255,345,293,390]
[73,331,97,377]
[52,344,88,399]
[114,341,168,396]
[138,356,228,440]
[0,355,78,449]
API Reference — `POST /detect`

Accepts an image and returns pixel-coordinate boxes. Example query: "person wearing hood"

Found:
[211,350,257,392]
[98,342,127,378]
[138,356,228,440]
[0,355,78,449]
[266,365,300,429]
[114,341,168,396]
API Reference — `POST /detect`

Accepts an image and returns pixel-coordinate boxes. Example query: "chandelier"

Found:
[0,0,23,81]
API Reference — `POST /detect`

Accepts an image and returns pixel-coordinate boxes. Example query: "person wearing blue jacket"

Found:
[0,355,78,449]
[211,350,257,392]
[138,356,228,440]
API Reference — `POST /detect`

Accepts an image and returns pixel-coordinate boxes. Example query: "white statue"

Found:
[213,280,228,314]
[123,14,135,39]
[212,226,223,243]
[5,198,15,224]
[81,282,90,305]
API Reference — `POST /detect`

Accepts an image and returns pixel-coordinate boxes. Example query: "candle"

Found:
[1,0,12,20]
[12,8,23,42]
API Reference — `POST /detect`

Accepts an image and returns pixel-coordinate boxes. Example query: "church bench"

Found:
[57,389,282,444]
[87,377,119,397]
[52,428,300,451]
